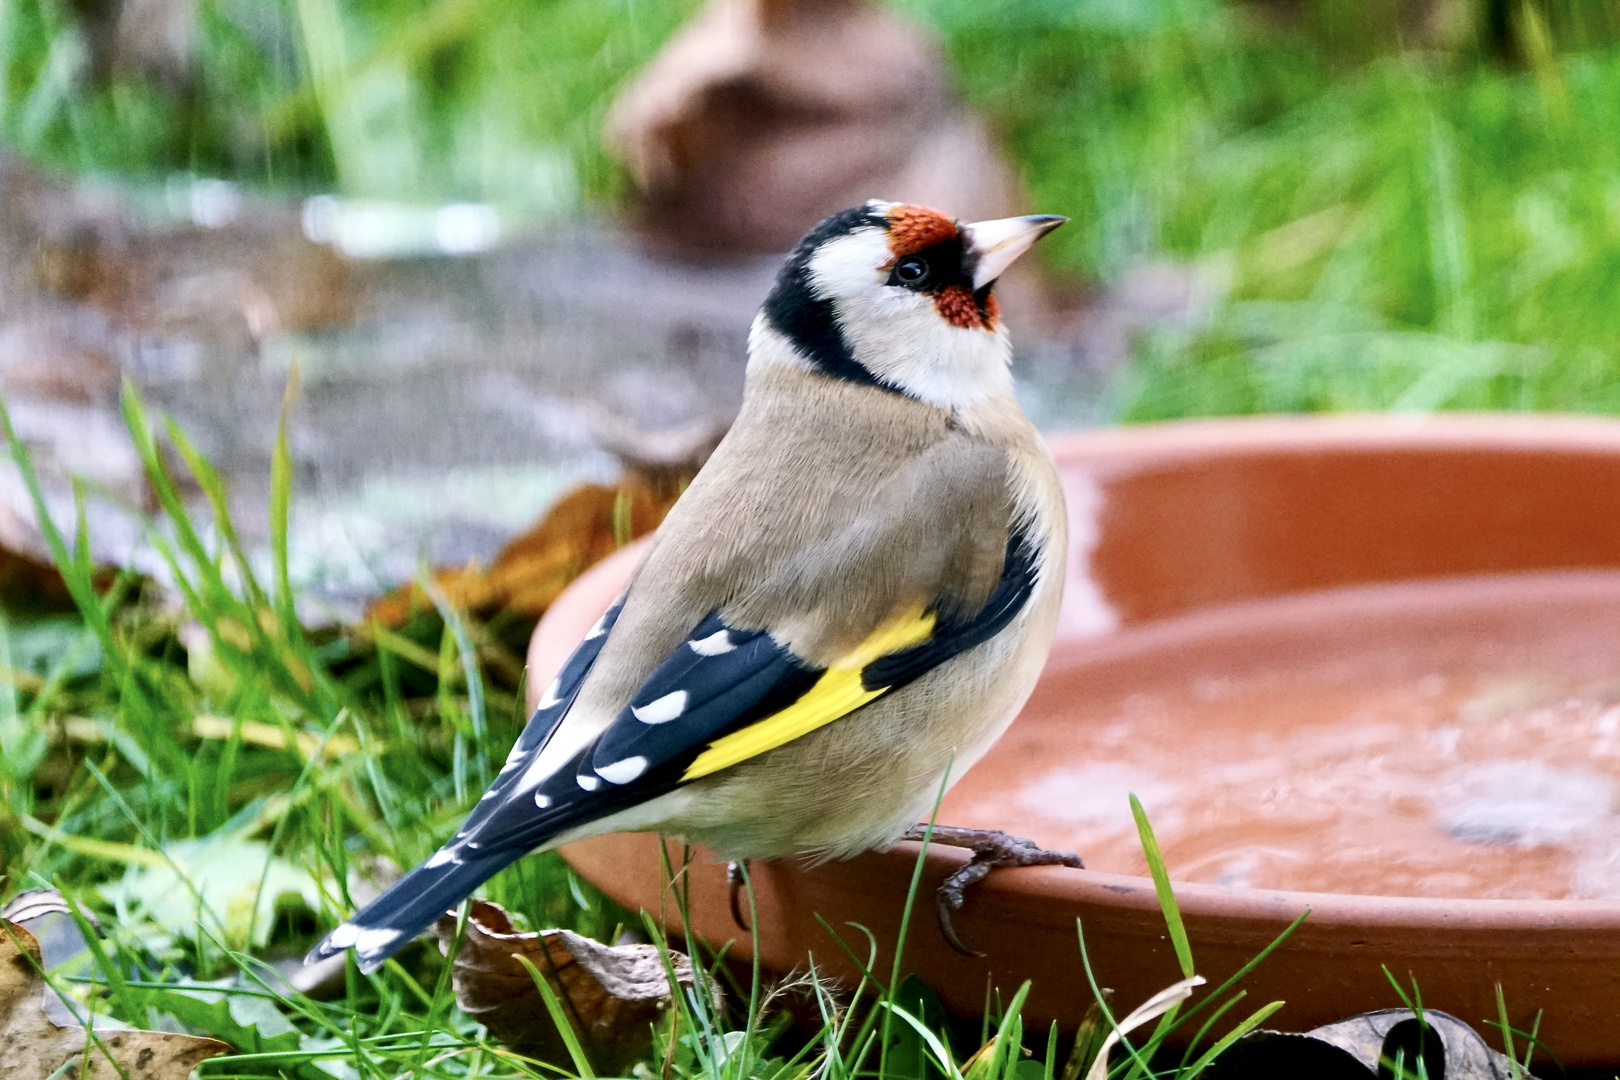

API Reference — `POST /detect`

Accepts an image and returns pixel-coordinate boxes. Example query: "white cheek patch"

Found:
[841,292,1013,410]
[802,225,1014,411]
[807,228,891,300]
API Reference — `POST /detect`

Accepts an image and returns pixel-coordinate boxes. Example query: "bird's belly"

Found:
[663,617,1048,861]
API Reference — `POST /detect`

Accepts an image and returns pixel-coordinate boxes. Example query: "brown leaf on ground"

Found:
[1205,1008,1537,1080]
[0,543,89,615]
[368,478,679,628]
[433,900,714,1074]
[0,918,230,1079]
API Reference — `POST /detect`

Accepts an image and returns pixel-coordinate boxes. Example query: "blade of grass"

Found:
[515,953,598,1079]
[1125,792,1195,1075]
[1493,983,1524,1080]
[164,416,267,608]
[1129,793,1193,978]
[877,760,953,1080]
[270,367,299,637]
[1180,999,1285,1079]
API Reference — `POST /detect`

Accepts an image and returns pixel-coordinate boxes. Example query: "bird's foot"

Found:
[727,860,751,931]
[900,824,1084,956]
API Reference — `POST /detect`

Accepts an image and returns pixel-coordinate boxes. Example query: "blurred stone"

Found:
[0,154,1113,620]
[0,307,121,406]
[1,154,354,341]
[582,405,734,496]
[604,0,1021,256]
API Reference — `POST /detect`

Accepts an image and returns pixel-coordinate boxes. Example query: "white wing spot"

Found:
[577,774,601,791]
[632,690,688,724]
[481,788,499,800]
[535,792,552,808]
[426,848,458,868]
[597,756,649,784]
[538,678,562,709]
[689,630,735,656]
[355,927,402,955]
[586,610,611,639]
[327,923,360,948]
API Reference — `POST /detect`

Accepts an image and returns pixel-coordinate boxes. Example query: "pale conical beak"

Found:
[961,214,1067,291]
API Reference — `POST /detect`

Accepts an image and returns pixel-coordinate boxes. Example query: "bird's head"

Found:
[749,201,1065,409]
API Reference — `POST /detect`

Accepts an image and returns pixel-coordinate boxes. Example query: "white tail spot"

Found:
[355,927,402,955]
[577,774,601,791]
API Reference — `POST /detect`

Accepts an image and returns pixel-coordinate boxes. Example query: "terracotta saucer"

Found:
[529,414,1620,1068]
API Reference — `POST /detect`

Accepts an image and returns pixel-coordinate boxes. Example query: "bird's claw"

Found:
[934,881,980,957]
[903,824,1084,956]
[727,860,750,931]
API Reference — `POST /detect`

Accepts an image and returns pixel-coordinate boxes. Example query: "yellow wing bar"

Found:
[681,605,935,781]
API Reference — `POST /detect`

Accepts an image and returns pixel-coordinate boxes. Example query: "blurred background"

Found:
[3,0,1618,614]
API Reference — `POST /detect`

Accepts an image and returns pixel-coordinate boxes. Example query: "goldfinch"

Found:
[310,201,1076,973]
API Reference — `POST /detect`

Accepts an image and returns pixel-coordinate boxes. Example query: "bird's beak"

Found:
[961,214,1067,291]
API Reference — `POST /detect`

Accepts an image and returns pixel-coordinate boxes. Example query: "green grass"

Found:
[910,0,1620,418]
[0,388,1303,1078]
[0,0,694,209]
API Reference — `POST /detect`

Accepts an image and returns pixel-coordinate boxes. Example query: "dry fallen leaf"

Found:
[1206,1007,1537,1079]
[0,918,230,1079]
[434,900,715,1074]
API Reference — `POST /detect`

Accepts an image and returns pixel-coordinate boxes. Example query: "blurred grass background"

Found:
[9,0,1620,420]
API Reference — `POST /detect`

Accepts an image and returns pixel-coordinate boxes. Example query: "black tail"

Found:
[305,847,516,973]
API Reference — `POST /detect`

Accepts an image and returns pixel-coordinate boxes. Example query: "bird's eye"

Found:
[892,256,930,287]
